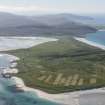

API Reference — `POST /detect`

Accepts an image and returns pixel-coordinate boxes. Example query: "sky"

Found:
[0,0,104,15]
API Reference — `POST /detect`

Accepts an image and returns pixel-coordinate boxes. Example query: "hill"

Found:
[0,12,97,37]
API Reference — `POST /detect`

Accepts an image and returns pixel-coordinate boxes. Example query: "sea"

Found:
[86,30,105,45]
[0,37,60,105]
[0,76,59,105]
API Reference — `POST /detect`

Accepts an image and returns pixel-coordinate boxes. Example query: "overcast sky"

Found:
[0,0,104,15]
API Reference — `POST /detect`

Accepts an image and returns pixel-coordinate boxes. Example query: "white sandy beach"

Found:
[74,37,105,50]
[0,37,58,51]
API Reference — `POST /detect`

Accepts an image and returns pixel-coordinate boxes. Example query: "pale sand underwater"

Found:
[0,37,58,51]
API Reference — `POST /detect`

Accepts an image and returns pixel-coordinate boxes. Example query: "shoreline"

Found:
[74,37,105,50]
[11,76,79,105]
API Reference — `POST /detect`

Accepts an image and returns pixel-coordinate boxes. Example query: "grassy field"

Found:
[7,37,105,94]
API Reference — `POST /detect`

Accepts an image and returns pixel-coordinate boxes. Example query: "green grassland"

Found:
[7,37,105,94]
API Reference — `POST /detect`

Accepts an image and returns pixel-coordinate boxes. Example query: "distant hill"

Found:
[29,13,95,25]
[0,12,97,37]
[0,12,43,28]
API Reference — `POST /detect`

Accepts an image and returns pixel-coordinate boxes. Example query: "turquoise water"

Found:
[86,31,105,45]
[0,56,60,105]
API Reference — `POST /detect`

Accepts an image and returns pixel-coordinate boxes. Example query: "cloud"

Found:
[0,5,62,15]
[0,4,104,14]
[0,5,49,12]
